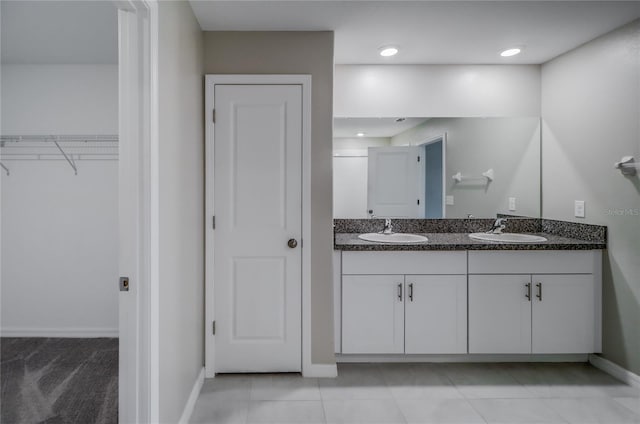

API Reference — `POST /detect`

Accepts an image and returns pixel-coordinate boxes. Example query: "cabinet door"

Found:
[469,275,532,354]
[405,275,467,354]
[532,274,595,354]
[342,275,405,354]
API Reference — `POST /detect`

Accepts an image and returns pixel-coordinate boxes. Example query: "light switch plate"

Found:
[574,200,585,218]
[508,197,516,211]
[446,195,454,205]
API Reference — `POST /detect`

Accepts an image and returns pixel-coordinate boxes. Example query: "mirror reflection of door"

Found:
[333,117,542,219]
[367,146,423,218]
[367,140,445,219]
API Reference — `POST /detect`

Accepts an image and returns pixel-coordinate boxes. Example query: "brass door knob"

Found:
[288,239,298,248]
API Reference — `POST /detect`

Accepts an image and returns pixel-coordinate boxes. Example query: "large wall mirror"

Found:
[333,117,541,219]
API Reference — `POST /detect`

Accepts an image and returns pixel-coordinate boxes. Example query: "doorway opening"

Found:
[1,1,155,422]
[418,135,446,219]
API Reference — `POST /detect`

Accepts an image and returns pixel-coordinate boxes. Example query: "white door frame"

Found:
[116,0,159,422]
[204,75,312,378]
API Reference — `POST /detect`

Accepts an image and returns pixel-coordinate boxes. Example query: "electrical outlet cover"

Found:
[574,200,585,218]
[508,197,516,211]
[446,195,454,205]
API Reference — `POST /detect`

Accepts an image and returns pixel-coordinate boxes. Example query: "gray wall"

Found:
[392,118,541,218]
[203,31,336,364]
[158,2,204,422]
[542,20,640,375]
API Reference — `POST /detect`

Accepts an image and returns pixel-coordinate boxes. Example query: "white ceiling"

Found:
[1,1,118,64]
[189,0,640,64]
[334,117,429,137]
[3,1,638,65]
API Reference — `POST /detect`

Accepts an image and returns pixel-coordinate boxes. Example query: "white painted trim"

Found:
[204,76,215,379]
[592,250,603,352]
[204,75,313,378]
[178,367,205,424]
[589,354,640,388]
[336,353,589,363]
[147,1,161,422]
[0,328,118,338]
[115,1,159,422]
[305,363,338,378]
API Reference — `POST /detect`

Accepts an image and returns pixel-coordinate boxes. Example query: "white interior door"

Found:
[367,147,423,217]
[214,84,302,373]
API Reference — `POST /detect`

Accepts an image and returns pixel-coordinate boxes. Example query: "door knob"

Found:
[288,238,298,248]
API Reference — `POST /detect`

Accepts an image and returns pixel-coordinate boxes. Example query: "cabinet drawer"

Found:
[469,250,598,274]
[342,251,467,275]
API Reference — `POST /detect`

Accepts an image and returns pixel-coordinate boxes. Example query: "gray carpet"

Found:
[1,337,118,424]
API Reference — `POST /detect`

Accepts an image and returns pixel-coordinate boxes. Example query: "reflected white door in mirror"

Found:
[333,117,541,219]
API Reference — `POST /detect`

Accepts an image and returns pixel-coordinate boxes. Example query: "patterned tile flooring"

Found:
[191,362,640,424]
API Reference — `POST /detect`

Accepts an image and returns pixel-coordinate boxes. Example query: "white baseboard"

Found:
[589,354,640,388]
[303,363,338,378]
[1,327,118,338]
[179,367,205,424]
[336,353,589,363]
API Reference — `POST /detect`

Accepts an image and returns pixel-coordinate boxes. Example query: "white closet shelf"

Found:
[0,134,119,175]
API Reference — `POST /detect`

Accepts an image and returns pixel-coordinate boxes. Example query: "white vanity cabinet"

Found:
[468,250,601,355]
[339,251,467,355]
[342,274,405,354]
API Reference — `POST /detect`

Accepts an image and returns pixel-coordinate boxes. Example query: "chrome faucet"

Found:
[488,218,507,234]
[382,218,394,234]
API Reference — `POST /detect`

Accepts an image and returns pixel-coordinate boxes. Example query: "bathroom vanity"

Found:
[333,218,606,360]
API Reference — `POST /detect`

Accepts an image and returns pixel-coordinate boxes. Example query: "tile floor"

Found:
[190,362,640,424]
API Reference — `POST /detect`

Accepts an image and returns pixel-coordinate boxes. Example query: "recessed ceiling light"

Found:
[500,47,522,57]
[356,132,365,137]
[379,46,399,57]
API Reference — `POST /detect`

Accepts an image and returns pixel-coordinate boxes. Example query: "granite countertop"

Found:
[334,232,606,251]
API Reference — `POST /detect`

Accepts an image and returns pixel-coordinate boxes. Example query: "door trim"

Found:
[205,75,312,378]
[116,0,159,421]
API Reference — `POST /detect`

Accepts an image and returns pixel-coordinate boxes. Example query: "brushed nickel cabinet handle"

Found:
[408,283,414,302]
[525,282,531,301]
[536,282,542,301]
[397,283,403,301]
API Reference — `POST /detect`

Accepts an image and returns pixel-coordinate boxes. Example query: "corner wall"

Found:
[157,1,204,422]
[541,20,640,375]
[203,31,335,364]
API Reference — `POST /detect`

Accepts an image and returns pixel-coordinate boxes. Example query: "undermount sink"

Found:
[469,233,548,243]
[358,233,429,243]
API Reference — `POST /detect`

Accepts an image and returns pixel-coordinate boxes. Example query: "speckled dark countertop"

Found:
[334,232,606,251]
[333,218,607,251]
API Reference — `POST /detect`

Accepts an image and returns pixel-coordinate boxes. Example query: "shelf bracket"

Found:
[51,136,78,175]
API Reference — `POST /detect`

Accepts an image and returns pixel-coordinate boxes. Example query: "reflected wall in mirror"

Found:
[333,117,541,219]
